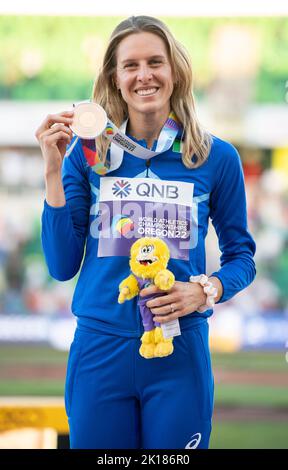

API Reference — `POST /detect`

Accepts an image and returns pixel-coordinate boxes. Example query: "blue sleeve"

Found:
[209,142,256,302]
[41,137,90,281]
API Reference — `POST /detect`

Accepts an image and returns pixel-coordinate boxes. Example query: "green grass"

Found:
[210,421,288,449]
[1,381,287,409]
[0,346,287,449]
[0,347,287,409]
[0,347,286,370]
[211,350,288,372]
[0,380,65,396]
[215,384,288,407]
[0,346,68,365]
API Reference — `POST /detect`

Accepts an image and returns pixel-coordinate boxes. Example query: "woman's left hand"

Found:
[140,280,207,323]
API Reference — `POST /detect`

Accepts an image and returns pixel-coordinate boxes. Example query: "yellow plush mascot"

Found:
[118,237,175,359]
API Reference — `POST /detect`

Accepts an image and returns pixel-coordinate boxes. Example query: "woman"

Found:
[36,16,256,449]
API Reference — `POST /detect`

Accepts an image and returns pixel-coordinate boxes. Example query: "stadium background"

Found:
[0,1,287,448]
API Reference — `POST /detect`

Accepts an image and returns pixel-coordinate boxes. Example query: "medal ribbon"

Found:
[80,108,181,175]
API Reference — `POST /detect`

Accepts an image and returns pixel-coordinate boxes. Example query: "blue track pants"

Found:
[65,320,214,449]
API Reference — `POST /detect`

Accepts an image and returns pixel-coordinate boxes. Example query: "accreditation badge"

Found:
[95,177,194,260]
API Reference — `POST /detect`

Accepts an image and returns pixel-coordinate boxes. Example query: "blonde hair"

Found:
[92,15,211,169]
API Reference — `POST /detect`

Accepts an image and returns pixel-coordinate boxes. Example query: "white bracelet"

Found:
[189,274,218,313]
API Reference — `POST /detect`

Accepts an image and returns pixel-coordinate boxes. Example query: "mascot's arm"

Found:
[154,269,175,291]
[118,274,139,303]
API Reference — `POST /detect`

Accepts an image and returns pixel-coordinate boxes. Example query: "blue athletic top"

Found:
[41,133,256,337]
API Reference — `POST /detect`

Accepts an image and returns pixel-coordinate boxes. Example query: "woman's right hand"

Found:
[35,110,74,176]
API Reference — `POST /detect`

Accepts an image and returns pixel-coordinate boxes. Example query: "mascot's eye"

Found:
[141,245,154,255]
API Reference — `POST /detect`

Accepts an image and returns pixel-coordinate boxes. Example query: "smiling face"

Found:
[115,32,174,120]
[129,237,170,279]
[137,243,159,266]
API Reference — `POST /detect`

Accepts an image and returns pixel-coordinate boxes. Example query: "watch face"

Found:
[70,102,107,139]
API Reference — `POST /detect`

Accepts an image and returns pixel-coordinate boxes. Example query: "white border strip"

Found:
[1,0,288,17]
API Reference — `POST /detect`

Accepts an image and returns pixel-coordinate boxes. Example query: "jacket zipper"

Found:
[145,159,151,178]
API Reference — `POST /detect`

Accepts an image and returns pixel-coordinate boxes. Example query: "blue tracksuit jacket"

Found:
[41,133,256,335]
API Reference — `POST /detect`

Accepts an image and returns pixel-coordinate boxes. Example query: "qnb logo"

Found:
[112,180,132,198]
[136,182,178,199]
[185,433,202,449]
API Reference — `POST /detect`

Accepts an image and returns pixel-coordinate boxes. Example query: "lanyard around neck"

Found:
[71,102,182,175]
